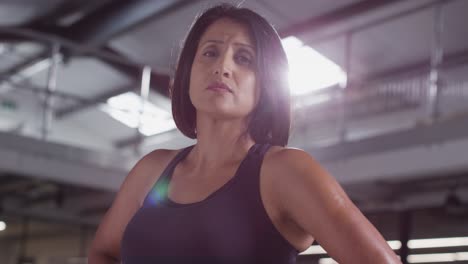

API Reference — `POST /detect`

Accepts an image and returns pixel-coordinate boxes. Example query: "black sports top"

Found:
[121,143,299,263]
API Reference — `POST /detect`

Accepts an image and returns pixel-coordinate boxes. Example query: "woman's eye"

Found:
[202,50,217,57]
[236,55,252,66]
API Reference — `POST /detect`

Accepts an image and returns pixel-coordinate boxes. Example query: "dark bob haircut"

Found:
[170,3,291,146]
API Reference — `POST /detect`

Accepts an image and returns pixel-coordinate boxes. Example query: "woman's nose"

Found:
[213,53,232,78]
[213,68,230,78]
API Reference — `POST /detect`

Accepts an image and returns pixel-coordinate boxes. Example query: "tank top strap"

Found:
[247,143,272,167]
[143,145,194,206]
[161,145,194,179]
[235,143,271,187]
[144,143,270,207]
[253,142,272,157]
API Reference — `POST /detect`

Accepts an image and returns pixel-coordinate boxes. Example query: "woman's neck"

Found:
[188,115,255,172]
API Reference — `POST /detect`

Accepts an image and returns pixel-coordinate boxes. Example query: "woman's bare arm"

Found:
[268,148,401,264]
[88,149,173,264]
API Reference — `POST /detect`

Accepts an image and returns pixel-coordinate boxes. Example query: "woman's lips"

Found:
[207,82,232,93]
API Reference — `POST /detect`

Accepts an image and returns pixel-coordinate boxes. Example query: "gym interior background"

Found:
[1,0,468,263]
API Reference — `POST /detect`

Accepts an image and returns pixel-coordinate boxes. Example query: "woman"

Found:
[89,4,401,264]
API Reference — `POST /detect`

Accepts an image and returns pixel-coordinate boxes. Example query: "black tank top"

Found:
[121,143,299,263]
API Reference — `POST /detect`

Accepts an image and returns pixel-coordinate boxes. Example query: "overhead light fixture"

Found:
[19,58,53,80]
[387,240,403,250]
[300,240,401,256]
[408,237,468,249]
[318,258,338,264]
[0,43,6,54]
[281,36,347,96]
[0,221,6,231]
[299,245,326,255]
[100,92,176,136]
[407,252,468,263]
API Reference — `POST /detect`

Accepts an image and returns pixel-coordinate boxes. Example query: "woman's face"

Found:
[189,18,259,120]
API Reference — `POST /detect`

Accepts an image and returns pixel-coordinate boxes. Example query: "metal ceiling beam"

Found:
[96,49,171,97]
[0,74,89,104]
[307,0,455,45]
[50,0,194,101]
[309,114,468,163]
[1,203,99,227]
[0,130,131,192]
[295,92,420,127]
[0,0,197,119]
[0,1,109,48]
[0,51,49,79]
[26,0,111,28]
[0,28,148,71]
[54,85,132,119]
[0,30,171,118]
[0,33,169,99]
[0,228,94,243]
[59,0,197,46]
[358,49,468,84]
[279,0,405,38]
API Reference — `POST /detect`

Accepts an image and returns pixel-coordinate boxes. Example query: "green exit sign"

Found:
[1,99,17,111]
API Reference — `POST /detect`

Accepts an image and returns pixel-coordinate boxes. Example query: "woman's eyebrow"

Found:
[201,39,255,52]
[235,43,255,53]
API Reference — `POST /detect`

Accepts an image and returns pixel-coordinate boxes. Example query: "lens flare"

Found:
[147,180,169,205]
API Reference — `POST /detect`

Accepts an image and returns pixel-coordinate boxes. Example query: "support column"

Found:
[339,33,353,142]
[427,3,445,121]
[134,65,151,154]
[41,44,61,140]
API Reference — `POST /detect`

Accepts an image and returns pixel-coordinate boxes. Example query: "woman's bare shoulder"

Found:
[137,148,180,171]
[264,145,313,166]
[129,148,182,184]
[118,148,183,204]
[262,145,323,195]
[89,148,183,260]
[261,144,311,180]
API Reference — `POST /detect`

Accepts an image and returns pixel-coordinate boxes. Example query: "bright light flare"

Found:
[100,92,176,136]
[281,36,346,96]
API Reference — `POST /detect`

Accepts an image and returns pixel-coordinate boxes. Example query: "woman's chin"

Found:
[198,107,248,121]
